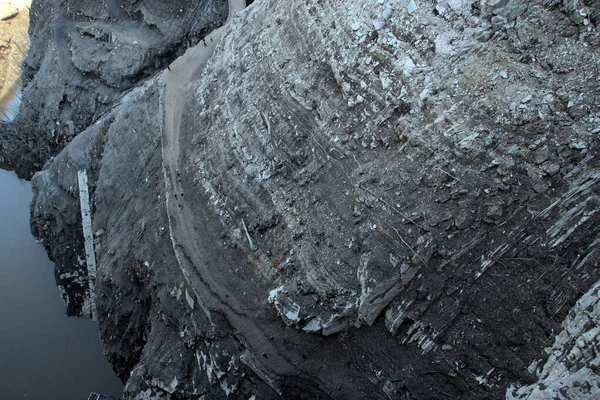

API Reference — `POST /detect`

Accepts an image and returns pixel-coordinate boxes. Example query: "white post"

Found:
[78,169,97,320]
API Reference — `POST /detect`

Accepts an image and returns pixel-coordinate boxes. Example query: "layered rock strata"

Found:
[21,0,600,398]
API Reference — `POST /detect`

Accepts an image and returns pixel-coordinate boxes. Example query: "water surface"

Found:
[0,170,123,399]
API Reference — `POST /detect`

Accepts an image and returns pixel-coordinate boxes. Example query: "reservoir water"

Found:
[0,168,123,399]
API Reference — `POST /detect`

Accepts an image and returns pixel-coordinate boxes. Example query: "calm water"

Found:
[0,169,123,399]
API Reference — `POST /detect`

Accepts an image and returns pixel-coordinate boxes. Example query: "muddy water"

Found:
[0,169,123,399]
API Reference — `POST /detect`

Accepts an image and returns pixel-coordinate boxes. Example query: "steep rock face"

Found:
[28,0,600,399]
[30,119,104,316]
[507,280,600,399]
[1,0,227,178]
[182,0,600,342]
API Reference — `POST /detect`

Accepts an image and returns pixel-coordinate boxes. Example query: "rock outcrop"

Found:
[17,0,600,399]
[507,279,600,399]
[1,0,228,178]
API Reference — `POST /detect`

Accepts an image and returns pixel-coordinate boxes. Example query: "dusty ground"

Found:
[0,0,30,120]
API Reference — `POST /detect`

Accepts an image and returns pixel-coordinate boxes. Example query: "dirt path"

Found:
[159,0,298,393]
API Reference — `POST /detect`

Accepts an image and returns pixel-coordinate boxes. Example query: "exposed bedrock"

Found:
[0,0,228,178]
[507,280,600,399]
[28,0,600,399]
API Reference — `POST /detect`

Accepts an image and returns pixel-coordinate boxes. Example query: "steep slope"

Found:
[0,0,228,178]
[28,0,600,399]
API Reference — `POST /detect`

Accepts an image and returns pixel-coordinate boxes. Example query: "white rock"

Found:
[435,31,456,56]
[447,0,464,13]
[302,318,323,333]
[372,19,385,30]
[268,285,284,303]
[436,4,448,14]
[381,6,393,20]
[380,73,392,90]
[506,279,600,399]
[402,56,416,76]
[407,0,418,14]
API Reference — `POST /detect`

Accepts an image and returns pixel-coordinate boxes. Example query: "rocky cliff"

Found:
[8,0,600,399]
[0,0,228,177]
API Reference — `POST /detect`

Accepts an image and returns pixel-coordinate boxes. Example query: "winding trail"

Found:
[159,0,298,393]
